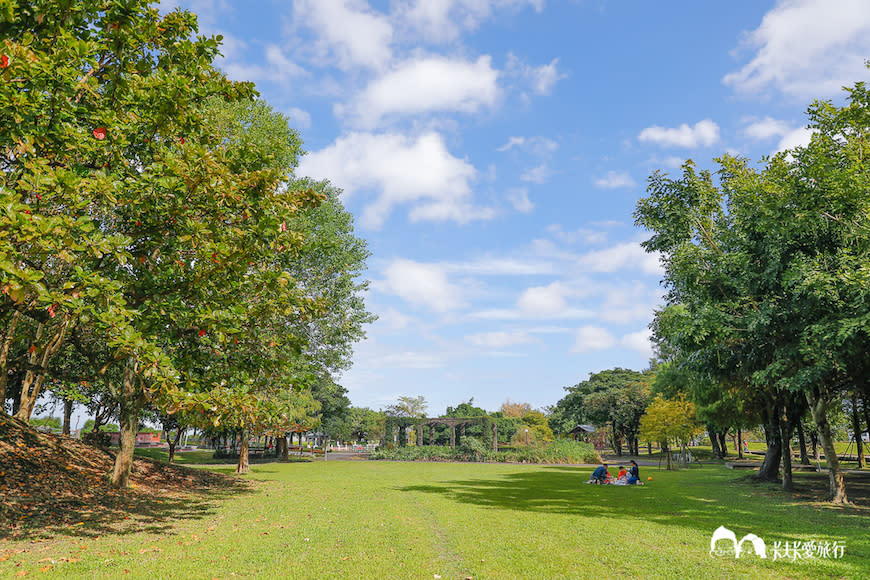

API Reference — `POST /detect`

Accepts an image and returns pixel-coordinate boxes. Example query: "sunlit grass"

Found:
[2,462,867,579]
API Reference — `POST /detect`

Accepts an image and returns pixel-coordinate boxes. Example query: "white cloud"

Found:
[517,282,571,316]
[599,283,662,324]
[372,351,446,369]
[647,155,685,169]
[520,164,551,184]
[294,0,393,71]
[742,116,792,140]
[374,259,465,312]
[498,136,559,155]
[508,188,535,213]
[595,171,636,189]
[339,55,499,127]
[375,306,414,330]
[298,131,491,228]
[221,44,307,85]
[445,257,556,276]
[286,107,312,129]
[638,119,720,148]
[774,126,814,154]
[740,117,814,155]
[546,225,609,245]
[506,54,567,97]
[723,0,870,98]
[497,136,525,151]
[621,328,653,359]
[576,242,662,275]
[466,330,535,348]
[572,326,616,352]
[528,58,564,95]
[395,0,546,43]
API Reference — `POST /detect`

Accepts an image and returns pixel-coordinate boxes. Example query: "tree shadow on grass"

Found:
[397,465,870,546]
[0,463,255,542]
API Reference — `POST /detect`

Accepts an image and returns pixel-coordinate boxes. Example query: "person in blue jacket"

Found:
[590,463,609,484]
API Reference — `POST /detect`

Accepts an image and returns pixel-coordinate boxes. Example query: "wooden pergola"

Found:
[384,416,498,451]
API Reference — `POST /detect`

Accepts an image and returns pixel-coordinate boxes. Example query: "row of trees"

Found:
[633,69,870,503]
[1,1,372,482]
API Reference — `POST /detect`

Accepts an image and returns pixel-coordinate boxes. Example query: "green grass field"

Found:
[2,461,868,579]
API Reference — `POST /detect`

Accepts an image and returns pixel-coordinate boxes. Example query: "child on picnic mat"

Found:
[617,466,627,481]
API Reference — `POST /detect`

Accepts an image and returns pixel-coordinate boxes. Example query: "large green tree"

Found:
[635,72,870,502]
[550,368,652,456]
[0,1,372,490]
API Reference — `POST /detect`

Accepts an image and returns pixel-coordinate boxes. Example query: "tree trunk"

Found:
[0,311,20,411]
[807,389,848,503]
[237,434,250,474]
[709,427,722,459]
[755,414,782,482]
[780,411,794,492]
[796,421,810,465]
[167,428,183,464]
[850,393,865,468]
[663,441,671,470]
[110,362,146,488]
[62,398,73,436]
[810,430,820,463]
[718,432,728,458]
[737,428,744,459]
[863,394,870,457]
[14,316,71,422]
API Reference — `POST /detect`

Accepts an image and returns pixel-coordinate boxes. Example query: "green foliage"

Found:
[550,368,652,453]
[81,419,118,433]
[29,415,60,429]
[384,395,427,418]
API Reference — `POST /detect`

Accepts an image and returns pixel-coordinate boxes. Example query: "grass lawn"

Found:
[2,461,868,579]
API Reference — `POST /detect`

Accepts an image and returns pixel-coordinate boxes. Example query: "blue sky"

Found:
[159,0,870,416]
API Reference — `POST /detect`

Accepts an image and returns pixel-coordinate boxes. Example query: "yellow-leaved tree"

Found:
[640,396,702,470]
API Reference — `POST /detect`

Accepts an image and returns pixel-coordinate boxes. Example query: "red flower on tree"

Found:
[93,127,106,140]
[198,329,207,337]
[0,55,9,68]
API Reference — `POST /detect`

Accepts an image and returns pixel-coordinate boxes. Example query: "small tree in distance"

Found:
[640,396,702,470]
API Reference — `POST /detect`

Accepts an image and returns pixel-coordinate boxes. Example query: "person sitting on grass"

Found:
[617,466,627,481]
[626,460,643,485]
[588,463,609,484]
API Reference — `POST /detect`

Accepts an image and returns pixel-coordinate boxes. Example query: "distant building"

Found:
[108,432,161,446]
